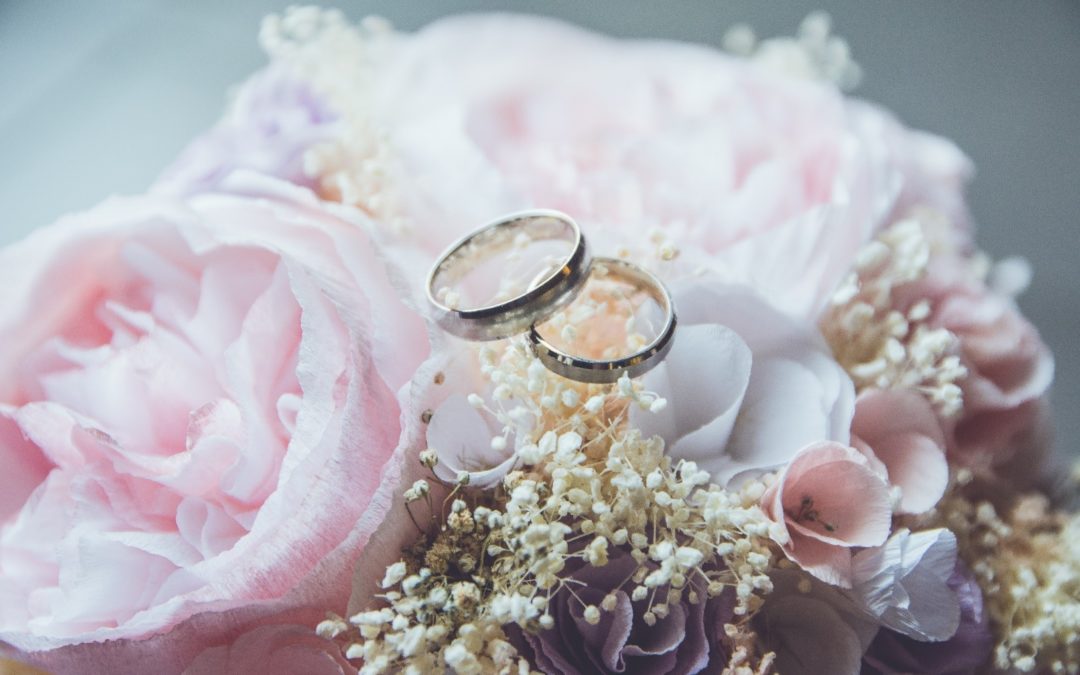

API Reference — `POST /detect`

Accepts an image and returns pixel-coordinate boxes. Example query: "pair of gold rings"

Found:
[425,210,676,384]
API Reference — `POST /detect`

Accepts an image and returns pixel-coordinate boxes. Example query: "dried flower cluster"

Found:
[921,475,1080,673]
[322,282,782,673]
[260,7,406,227]
[823,219,967,417]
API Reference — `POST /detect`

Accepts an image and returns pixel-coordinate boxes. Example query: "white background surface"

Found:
[1,0,1077,460]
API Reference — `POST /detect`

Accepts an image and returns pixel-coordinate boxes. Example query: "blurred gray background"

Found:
[1,1,1077,458]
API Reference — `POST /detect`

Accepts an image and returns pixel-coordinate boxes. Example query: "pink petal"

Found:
[779,442,893,548]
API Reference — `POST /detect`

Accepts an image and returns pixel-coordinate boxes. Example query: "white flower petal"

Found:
[630,324,751,465]
[850,528,960,641]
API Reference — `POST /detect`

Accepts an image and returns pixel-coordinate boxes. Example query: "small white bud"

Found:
[381,561,407,589]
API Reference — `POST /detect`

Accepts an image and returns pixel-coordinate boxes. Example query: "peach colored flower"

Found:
[851,389,948,515]
[761,442,892,587]
[0,174,427,673]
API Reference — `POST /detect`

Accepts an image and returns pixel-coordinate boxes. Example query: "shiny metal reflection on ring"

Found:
[528,257,677,384]
[426,210,591,341]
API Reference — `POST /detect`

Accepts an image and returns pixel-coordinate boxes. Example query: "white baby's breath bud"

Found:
[418,448,438,469]
[584,394,606,414]
[467,393,484,408]
[583,604,601,625]
[518,443,541,465]
[381,561,407,589]
[316,618,348,639]
[675,546,705,569]
[601,593,618,612]
[585,536,610,566]
[557,431,583,454]
[645,469,664,489]
[490,435,508,452]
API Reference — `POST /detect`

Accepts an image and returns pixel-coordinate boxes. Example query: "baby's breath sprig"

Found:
[822,219,967,417]
[329,286,781,672]
[915,473,1080,674]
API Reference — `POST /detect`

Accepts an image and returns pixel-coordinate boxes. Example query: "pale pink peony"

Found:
[851,389,949,515]
[0,173,427,673]
[761,441,893,587]
[356,15,971,320]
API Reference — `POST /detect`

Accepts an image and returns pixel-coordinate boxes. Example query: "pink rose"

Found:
[0,173,427,673]
[352,15,969,319]
[761,442,892,587]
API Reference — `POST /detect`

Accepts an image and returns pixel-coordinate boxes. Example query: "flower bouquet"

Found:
[0,8,1075,675]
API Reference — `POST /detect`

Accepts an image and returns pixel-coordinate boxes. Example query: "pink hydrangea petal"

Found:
[853,390,948,514]
[782,457,892,548]
[853,388,946,448]
[875,432,948,515]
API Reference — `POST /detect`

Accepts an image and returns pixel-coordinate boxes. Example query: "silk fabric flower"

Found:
[0,173,426,673]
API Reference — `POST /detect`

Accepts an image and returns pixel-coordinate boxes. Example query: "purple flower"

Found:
[153,66,339,196]
[862,561,992,674]
[510,547,734,675]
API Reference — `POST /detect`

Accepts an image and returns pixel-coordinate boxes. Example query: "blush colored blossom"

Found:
[851,388,949,515]
[0,174,426,672]
[761,442,893,587]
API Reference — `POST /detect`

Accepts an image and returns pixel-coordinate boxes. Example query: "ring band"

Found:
[528,257,677,384]
[426,210,590,341]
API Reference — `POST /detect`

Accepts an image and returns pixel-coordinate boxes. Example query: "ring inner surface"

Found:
[429,215,577,314]
[532,259,670,367]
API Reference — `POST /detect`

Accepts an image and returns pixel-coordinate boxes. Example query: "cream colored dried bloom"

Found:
[924,488,1080,673]
[823,218,966,417]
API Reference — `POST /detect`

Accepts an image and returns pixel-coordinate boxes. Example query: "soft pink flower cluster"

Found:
[0,11,1054,675]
